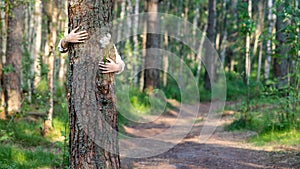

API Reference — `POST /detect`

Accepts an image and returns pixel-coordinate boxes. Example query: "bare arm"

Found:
[58,27,89,52]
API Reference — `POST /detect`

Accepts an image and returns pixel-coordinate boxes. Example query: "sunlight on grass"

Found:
[0,145,61,169]
[250,130,300,147]
[12,149,26,164]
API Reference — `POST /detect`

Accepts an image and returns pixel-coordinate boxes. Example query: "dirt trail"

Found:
[120,100,300,169]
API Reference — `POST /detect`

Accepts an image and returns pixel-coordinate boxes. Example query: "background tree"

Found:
[203,0,217,90]
[274,0,289,89]
[3,0,24,116]
[143,0,160,93]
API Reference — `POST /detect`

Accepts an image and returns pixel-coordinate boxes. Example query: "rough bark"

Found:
[143,0,160,93]
[204,0,217,90]
[3,0,23,116]
[68,0,120,168]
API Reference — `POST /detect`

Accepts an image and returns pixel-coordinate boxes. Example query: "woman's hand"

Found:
[61,27,89,48]
[99,58,122,74]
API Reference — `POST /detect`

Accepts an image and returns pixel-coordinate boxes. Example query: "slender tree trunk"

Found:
[139,3,147,92]
[195,24,208,79]
[126,0,132,38]
[228,0,238,73]
[68,0,120,168]
[192,6,199,61]
[0,0,6,119]
[163,32,169,87]
[220,0,228,64]
[274,1,289,89]
[144,0,160,93]
[264,0,274,81]
[118,0,126,43]
[3,0,24,115]
[256,0,265,82]
[204,0,217,90]
[133,0,140,86]
[245,0,252,84]
[253,1,263,57]
[33,0,43,91]
[43,0,58,136]
[58,0,68,85]
[163,1,170,87]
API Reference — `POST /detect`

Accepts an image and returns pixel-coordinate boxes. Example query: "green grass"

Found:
[225,90,300,148]
[0,118,65,169]
[250,130,300,147]
[0,82,69,169]
[0,145,61,169]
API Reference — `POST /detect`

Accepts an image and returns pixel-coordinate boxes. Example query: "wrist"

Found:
[117,63,122,72]
[61,37,69,49]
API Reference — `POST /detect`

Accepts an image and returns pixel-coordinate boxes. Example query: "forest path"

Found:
[120,100,300,169]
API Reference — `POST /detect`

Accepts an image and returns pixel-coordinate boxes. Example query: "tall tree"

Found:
[245,0,252,84]
[43,0,58,136]
[256,0,265,82]
[203,0,217,90]
[143,0,160,93]
[264,0,274,80]
[274,0,289,88]
[3,0,23,116]
[133,0,140,86]
[32,0,43,92]
[68,0,120,168]
[58,0,68,85]
[0,0,6,119]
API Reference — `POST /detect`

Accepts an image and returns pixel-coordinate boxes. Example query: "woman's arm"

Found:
[58,27,89,53]
[98,45,125,74]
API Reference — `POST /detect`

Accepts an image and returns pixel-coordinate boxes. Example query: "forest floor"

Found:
[120,100,300,169]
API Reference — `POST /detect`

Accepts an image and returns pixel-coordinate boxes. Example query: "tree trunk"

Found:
[33,0,43,91]
[43,0,58,136]
[163,32,169,87]
[139,2,148,92]
[204,0,217,90]
[264,0,274,81]
[192,6,199,61]
[3,0,23,116]
[245,0,252,84]
[133,0,140,86]
[195,23,207,79]
[143,0,160,93]
[58,0,68,85]
[274,1,289,89]
[139,3,147,92]
[220,0,228,64]
[68,0,120,168]
[0,0,6,119]
[256,0,265,82]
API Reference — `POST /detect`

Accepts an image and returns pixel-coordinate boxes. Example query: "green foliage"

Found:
[250,130,300,147]
[226,92,300,134]
[0,145,61,169]
[0,81,69,168]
